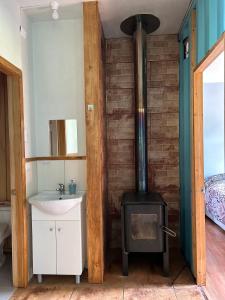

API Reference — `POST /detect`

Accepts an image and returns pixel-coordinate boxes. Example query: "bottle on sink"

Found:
[69,179,77,195]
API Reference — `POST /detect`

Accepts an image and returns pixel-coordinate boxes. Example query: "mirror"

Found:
[49,119,78,156]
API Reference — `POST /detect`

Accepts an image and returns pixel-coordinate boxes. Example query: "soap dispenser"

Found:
[69,179,76,195]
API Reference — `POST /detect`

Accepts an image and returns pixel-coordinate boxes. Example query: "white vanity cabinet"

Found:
[56,221,82,275]
[32,221,57,275]
[31,193,86,284]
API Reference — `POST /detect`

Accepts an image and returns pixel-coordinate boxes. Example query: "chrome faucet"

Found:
[56,183,65,195]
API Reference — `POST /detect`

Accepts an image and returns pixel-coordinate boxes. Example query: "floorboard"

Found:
[11,248,204,299]
[203,217,225,300]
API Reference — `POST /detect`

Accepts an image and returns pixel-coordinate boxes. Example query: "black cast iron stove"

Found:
[120,14,175,276]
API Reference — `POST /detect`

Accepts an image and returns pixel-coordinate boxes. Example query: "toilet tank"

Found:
[0,206,11,229]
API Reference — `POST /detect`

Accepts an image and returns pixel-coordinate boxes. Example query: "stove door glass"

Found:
[131,213,158,240]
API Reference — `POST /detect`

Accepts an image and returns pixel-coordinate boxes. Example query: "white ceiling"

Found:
[17,0,191,37]
[99,0,191,37]
[24,3,83,21]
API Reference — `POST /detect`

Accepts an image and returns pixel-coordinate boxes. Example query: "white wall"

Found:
[21,11,37,158]
[32,17,85,156]
[0,0,21,68]
[21,4,86,185]
[203,82,224,177]
[37,160,87,192]
[21,5,86,199]
[203,52,224,177]
[25,161,37,278]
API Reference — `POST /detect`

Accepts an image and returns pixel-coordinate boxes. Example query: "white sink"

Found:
[28,191,84,215]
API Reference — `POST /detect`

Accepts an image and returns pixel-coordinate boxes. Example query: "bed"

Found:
[205,173,225,230]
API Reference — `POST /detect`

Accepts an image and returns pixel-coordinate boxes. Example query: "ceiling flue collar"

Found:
[50,1,59,10]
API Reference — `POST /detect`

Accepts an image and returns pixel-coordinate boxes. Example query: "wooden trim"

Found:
[83,1,106,283]
[0,56,22,76]
[193,71,206,285]
[192,32,225,286]
[0,56,28,288]
[25,156,86,162]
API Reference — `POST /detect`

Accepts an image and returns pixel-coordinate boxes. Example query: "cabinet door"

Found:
[56,221,82,275]
[32,221,56,274]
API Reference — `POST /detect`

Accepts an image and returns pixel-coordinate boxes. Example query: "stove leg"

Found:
[163,205,169,277]
[122,252,128,276]
[163,251,169,277]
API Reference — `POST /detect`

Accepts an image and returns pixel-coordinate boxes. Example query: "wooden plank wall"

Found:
[83,1,107,283]
[0,72,10,205]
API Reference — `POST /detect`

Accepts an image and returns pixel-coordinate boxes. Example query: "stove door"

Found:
[125,204,165,252]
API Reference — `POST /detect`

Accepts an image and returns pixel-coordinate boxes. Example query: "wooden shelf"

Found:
[25,156,86,162]
[0,201,11,207]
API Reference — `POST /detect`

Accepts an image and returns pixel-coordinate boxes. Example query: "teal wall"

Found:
[179,0,225,269]
[196,0,225,63]
[179,20,192,267]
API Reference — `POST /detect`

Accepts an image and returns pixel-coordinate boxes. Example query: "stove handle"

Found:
[161,226,176,238]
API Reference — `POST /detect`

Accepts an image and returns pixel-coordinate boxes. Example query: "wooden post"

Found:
[7,75,28,287]
[83,1,106,283]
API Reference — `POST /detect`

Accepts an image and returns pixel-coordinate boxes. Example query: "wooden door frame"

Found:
[192,33,225,285]
[0,56,28,287]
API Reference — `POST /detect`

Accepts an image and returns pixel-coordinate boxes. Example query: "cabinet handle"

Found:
[49,228,53,232]
[58,228,61,232]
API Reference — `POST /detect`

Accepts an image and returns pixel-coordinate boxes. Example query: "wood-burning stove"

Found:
[121,192,170,276]
[120,15,176,276]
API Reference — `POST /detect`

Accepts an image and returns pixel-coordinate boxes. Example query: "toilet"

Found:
[0,206,11,267]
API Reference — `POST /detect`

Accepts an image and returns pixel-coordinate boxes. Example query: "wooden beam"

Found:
[7,75,28,287]
[193,71,206,285]
[83,1,106,283]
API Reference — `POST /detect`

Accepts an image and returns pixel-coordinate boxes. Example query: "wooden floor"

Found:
[203,217,225,300]
[11,249,203,299]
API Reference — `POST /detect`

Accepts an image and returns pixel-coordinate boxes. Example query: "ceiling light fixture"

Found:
[50,1,59,20]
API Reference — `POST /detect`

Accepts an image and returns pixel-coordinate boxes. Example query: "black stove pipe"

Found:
[121,14,160,193]
[134,16,148,193]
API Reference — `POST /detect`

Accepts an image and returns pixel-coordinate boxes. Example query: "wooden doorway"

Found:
[0,56,28,287]
[192,33,225,285]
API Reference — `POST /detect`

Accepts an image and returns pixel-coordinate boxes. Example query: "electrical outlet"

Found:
[87,104,95,111]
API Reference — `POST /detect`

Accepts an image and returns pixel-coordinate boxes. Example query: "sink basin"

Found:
[28,191,84,215]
